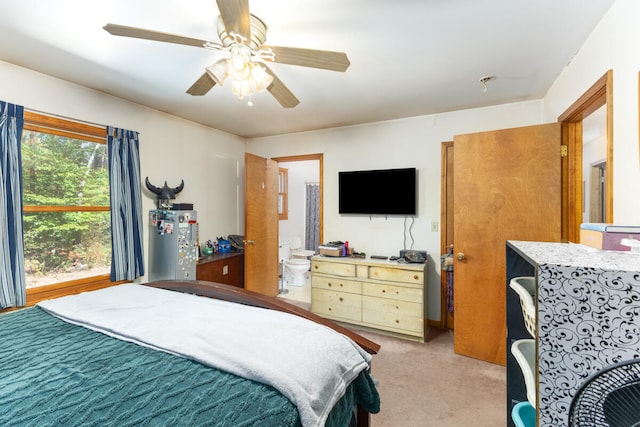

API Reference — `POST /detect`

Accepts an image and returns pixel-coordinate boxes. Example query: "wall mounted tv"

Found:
[339,167,417,215]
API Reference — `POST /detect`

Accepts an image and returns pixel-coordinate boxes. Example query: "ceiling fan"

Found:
[103,0,350,107]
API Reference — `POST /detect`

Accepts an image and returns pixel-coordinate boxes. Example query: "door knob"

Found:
[243,239,255,246]
[456,252,466,261]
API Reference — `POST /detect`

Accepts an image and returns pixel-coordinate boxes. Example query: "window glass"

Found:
[21,121,111,289]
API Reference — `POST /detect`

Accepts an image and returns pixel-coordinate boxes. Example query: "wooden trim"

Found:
[563,122,583,243]
[23,205,110,212]
[427,318,443,330]
[272,153,323,162]
[440,141,454,330]
[558,70,613,241]
[558,71,609,122]
[17,109,114,301]
[25,275,128,306]
[144,279,381,355]
[24,111,107,139]
[23,123,106,145]
[605,71,614,223]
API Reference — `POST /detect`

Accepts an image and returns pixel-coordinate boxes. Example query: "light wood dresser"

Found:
[311,255,426,341]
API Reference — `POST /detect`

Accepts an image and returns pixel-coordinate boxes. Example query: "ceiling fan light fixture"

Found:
[231,79,253,99]
[250,63,273,92]
[227,46,252,80]
[206,60,228,86]
[230,62,273,102]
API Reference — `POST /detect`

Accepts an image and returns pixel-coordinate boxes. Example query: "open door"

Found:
[453,123,561,365]
[244,153,279,296]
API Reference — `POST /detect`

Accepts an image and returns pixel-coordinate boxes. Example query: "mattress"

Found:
[0,306,379,426]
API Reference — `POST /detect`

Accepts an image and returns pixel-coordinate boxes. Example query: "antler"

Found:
[145,177,161,196]
[146,177,185,201]
[173,180,184,195]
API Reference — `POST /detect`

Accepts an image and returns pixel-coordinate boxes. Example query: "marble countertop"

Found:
[508,240,640,271]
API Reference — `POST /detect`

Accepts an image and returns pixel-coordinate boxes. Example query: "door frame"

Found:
[271,153,324,246]
[558,70,613,242]
[440,141,454,329]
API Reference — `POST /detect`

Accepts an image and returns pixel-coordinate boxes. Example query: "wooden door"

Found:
[244,153,279,296]
[453,123,561,365]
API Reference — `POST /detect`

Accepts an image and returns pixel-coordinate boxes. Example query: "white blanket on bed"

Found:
[38,284,371,427]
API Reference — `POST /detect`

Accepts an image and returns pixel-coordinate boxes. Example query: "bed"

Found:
[0,280,380,427]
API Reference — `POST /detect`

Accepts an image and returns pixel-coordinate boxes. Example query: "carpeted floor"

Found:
[357,328,506,427]
[277,287,506,425]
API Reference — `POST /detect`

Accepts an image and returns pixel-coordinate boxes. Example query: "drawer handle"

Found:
[339,297,343,302]
[382,289,386,293]
[339,283,343,287]
[413,275,419,280]
[328,282,332,287]
[314,265,318,270]
[395,319,400,324]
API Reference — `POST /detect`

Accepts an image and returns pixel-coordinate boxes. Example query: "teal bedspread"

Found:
[0,307,379,427]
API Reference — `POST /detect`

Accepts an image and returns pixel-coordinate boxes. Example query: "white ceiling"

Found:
[0,0,614,138]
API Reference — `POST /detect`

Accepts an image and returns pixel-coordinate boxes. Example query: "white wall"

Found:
[0,60,247,283]
[249,0,640,323]
[247,101,544,321]
[5,0,637,323]
[543,0,640,224]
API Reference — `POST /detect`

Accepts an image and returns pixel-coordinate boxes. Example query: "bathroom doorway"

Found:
[272,154,323,307]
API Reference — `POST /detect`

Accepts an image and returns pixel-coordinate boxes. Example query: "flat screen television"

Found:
[339,167,417,215]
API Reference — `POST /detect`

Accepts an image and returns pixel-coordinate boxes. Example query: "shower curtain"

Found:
[305,183,320,253]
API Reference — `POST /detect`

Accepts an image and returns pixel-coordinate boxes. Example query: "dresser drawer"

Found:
[312,275,362,294]
[312,288,361,322]
[362,294,423,317]
[363,296,423,335]
[362,282,423,303]
[312,260,356,277]
[368,266,423,285]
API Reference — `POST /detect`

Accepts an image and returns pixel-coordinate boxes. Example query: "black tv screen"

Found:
[339,168,417,215]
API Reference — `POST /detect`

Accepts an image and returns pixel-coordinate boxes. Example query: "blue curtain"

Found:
[305,183,320,253]
[107,126,144,281]
[0,101,26,308]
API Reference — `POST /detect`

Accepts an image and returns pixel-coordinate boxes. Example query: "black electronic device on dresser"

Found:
[399,250,427,263]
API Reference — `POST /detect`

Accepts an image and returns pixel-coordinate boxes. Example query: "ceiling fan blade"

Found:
[186,72,217,96]
[262,46,350,72]
[104,23,212,48]
[262,64,300,108]
[216,0,251,41]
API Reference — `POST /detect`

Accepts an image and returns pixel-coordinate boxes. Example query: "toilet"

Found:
[279,238,313,287]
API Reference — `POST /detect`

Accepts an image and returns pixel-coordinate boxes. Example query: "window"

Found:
[21,112,115,303]
[278,167,288,220]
